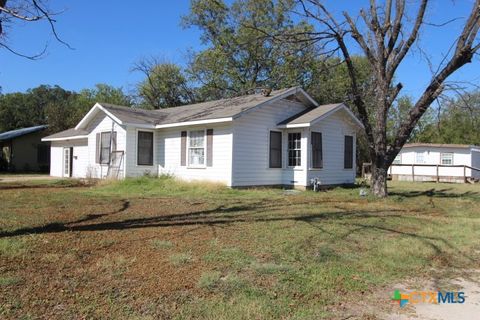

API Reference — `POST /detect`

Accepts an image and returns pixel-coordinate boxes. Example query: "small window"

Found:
[100,132,111,164]
[188,130,205,166]
[441,152,453,165]
[288,132,301,167]
[137,131,153,166]
[344,135,353,169]
[311,132,323,168]
[393,154,401,165]
[415,152,425,164]
[269,131,282,168]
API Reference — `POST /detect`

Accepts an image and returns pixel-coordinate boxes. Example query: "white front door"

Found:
[63,147,72,177]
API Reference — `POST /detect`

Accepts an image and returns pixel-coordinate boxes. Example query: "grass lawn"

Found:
[0,177,479,319]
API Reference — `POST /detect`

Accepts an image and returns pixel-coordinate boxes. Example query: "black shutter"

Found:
[311,132,323,168]
[269,131,282,168]
[180,131,187,166]
[206,129,213,167]
[344,135,353,169]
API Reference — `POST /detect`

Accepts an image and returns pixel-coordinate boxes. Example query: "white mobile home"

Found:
[42,87,363,189]
[389,143,480,183]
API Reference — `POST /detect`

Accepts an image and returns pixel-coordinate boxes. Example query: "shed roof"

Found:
[403,143,479,149]
[0,125,47,142]
[42,128,88,141]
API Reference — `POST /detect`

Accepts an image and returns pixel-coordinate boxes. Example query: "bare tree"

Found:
[289,0,480,197]
[0,0,69,58]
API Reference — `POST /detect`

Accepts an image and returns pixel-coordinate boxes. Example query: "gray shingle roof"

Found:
[42,128,88,140]
[100,87,298,126]
[0,125,47,141]
[44,87,316,140]
[277,103,343,126]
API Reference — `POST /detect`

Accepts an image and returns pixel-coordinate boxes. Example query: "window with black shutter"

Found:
[137,131,153,166]
[269,131,282,168]
[311,132,323,169]
[344,135,353,169]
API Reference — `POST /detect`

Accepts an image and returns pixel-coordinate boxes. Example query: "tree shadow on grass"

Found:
[389,187,479,199]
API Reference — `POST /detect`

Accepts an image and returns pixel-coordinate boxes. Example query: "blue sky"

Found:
[0,0,478,100]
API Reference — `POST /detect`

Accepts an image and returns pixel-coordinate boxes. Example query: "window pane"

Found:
[344,135,353,169]
[415,152,424,164]
[138,131,153,165]
[189,148,205,166]
[269,131,282,168]
[100,132,111,164]
[311,132,322,168]
[288,133,301,167]
[189,130,204,148]
[441,153,453,165]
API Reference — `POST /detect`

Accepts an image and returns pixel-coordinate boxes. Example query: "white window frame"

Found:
[188,129,206,168]
[415,152,425,164]
[287,132,302,168]
[440,152,453,166]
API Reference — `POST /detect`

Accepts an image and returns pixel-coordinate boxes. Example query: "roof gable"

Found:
[277,103,363,129]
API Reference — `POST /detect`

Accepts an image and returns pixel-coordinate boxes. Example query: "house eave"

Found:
[41,135,88,142]
[277,123,311,129]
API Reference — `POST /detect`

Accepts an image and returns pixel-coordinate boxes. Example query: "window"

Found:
[188,130,205,166]
[344,135,354,169]
[288,132,301,167]
[393,154,401,165]
[137,131,153,166]
[415,152,425,164]
[311,132,323,168]
[100,132,111,164]
[269,131,282,168]
[441,152,453,165]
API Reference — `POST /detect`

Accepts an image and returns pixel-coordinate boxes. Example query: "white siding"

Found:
[157,124,233,185]
[390,146,474,179]
[49,139,88,178]
[86,113,127,179]
[125,127,158,177]
[307,110,357,185]
[232,99,309,187]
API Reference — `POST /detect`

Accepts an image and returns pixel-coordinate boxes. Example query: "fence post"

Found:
[436,165,439,183]
[412,164,415,182]
[464,165,467,183]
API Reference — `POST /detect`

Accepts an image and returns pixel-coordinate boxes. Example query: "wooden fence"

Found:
[362,163,480,183]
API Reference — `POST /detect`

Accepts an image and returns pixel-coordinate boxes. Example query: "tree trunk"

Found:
[371,165,388,198]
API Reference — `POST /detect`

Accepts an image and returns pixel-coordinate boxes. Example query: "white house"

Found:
[42,87,363,188]
[389,143,480,183]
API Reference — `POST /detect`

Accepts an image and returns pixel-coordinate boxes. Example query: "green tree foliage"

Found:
[182,0,317,99]
[133,60,196,109]
[415,91,480,145]
[0,84,131,133]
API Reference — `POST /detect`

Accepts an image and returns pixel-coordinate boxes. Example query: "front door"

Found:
[63,147,73,177]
